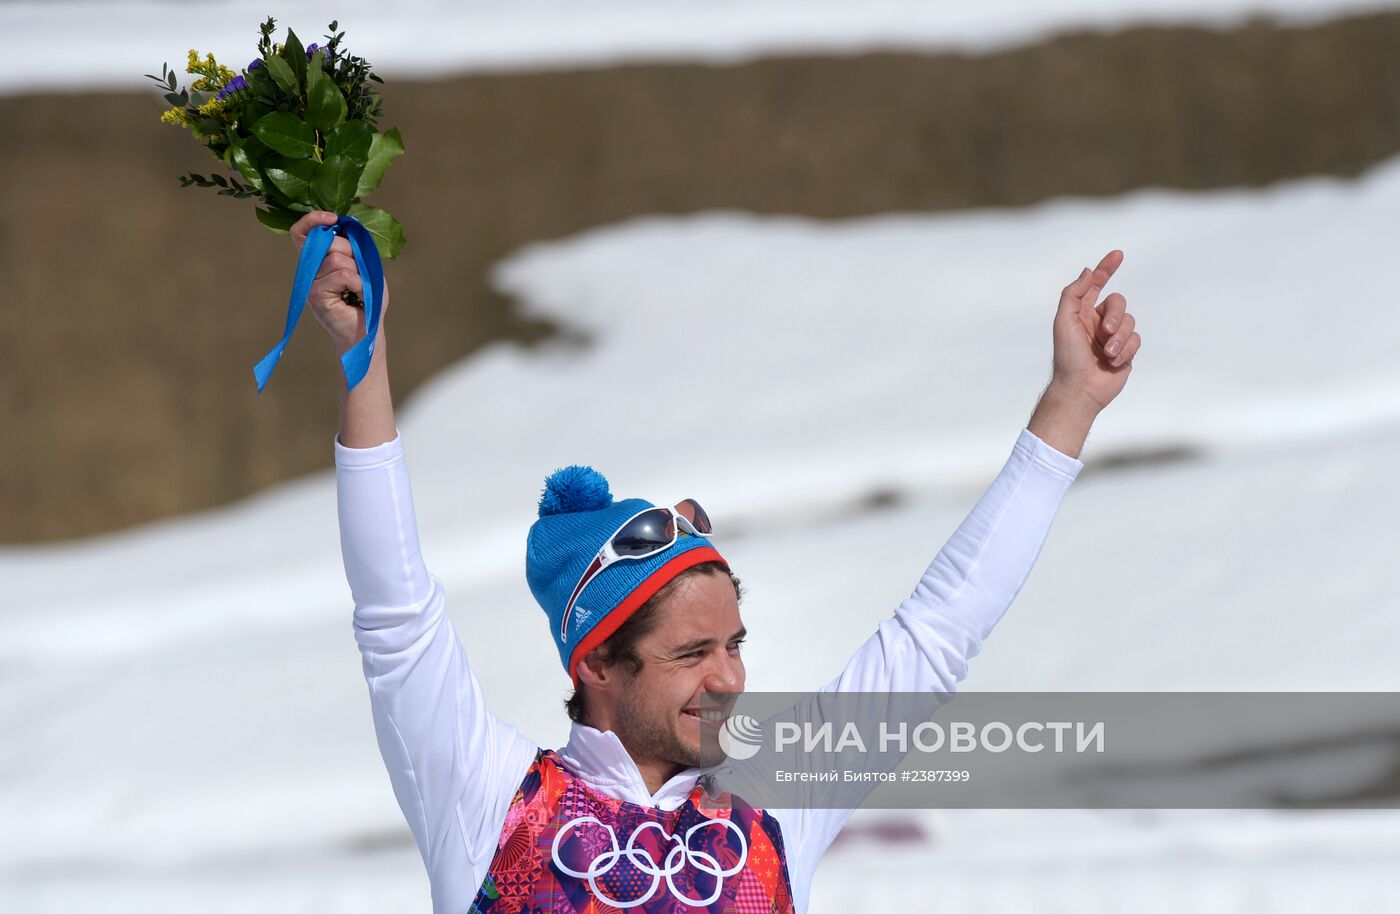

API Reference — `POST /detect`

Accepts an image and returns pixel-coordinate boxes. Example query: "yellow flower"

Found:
[160,107,192,127]
[197,96,225,118]
[185,49,237,92]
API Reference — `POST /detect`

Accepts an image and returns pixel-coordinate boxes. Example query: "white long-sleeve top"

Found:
[335,427,1084,913]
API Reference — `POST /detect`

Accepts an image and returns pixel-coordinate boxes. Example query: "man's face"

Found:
[613,570,747,770]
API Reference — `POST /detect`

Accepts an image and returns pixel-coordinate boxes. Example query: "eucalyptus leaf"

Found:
[255,206,300,234]
[305,73,347,132]
[310,154,361,214]
[251,112,316,158]
[263,156,319,201]
[348,202,406,260]
[355,127,404,197]
[325,120,372,165]
[264,55,297,94]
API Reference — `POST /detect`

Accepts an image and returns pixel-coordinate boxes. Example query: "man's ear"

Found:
[576,648,611,690]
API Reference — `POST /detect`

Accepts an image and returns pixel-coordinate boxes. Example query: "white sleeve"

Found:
[336,430,539,914]
[771,426,1084,911]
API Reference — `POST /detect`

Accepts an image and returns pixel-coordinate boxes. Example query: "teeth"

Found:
[685,710,726,722]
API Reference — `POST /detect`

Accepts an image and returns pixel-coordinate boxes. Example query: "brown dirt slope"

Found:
[3,11,1399,542]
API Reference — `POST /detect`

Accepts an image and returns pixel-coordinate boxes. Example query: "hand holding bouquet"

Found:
[291,210,390,357]
[149,17,405,392]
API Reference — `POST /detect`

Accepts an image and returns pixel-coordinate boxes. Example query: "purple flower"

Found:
[216,74,249,101]
[306,43,321,59]
[247,58,263,71]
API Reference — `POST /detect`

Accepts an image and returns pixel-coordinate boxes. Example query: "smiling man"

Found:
[292,210,1142,912]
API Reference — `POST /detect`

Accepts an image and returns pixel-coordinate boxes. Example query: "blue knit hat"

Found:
[526,465,726,684]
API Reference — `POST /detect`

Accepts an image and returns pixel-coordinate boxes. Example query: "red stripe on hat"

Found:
[567,546,727,687]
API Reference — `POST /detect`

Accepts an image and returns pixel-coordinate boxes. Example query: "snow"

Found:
[4,0,1400,94]
[5,149,1400,909]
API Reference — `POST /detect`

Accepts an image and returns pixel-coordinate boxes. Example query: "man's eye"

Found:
[681,650,704,660]
[728,639,746,652]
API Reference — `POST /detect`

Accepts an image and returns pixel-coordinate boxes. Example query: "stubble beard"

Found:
[615,689,707,771]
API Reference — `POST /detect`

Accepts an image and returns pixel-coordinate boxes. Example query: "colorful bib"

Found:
[470,749,796,913]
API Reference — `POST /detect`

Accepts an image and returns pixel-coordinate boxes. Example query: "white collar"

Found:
[556,721,706,811]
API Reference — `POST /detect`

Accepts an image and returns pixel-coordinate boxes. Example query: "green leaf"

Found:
[239,132,272,161]
[249,68,278,99]
[325,120,372,165]
[241,101,273,133]
[305,71,347,132]
[355,127,404,197]
[263,155,319,201]
[348,203,406,260]
[230,141,266,192]
[306,48,326,92]
[251,112,316,158]
[283,29,307,87]
[264,54,298,94]
[255,207,301,235]
[310,154,361,214]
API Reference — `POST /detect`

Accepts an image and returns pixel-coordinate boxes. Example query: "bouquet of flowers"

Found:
[150,17,405,256]
[149,17,405,392]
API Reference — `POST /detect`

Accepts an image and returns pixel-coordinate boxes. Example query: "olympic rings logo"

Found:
[550,814,749,908]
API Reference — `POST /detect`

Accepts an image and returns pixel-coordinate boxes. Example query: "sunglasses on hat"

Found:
[559,499,713,640]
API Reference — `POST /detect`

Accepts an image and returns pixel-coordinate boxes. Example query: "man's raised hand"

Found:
[290,210,392,355]
[1051,249,1141,412]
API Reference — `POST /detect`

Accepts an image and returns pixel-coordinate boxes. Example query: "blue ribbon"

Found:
[253,214,384,393]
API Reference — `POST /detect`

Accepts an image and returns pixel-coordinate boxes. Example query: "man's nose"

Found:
[703,650,745,694]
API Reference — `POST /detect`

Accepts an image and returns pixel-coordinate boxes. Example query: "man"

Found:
[293,211,1141,912]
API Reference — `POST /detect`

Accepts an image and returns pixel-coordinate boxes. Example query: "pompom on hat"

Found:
[526,465,726,685]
